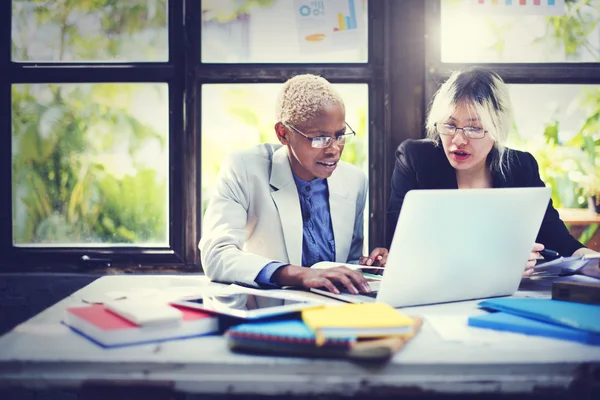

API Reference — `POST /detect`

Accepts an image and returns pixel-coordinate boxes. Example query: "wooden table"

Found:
[0,276,599,399]
[558,208,600,251]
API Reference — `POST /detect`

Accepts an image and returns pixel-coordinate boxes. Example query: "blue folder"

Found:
[468,312,600,346]
[477,298,600,333]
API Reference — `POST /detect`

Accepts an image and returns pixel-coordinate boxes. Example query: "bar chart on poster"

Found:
[334,0,357,31]
[294,0,366,54]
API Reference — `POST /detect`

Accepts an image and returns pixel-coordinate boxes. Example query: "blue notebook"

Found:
[478,298,600,333]
[468,312,600,346]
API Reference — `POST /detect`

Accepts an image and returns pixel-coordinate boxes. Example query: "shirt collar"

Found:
[292,173,327,195]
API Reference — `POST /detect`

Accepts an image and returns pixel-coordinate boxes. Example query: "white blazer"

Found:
[199,143,368,286]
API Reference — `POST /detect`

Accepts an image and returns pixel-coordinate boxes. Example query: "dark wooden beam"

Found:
[383,0,427,246]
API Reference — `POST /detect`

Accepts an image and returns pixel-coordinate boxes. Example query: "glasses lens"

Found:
[437,124,455,136]
[311,137,331,148]
[463,127,483,138]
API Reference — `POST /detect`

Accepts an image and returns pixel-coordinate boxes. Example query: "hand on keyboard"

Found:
[273,264,372,294]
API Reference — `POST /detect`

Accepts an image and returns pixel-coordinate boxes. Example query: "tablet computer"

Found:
[171,293,323,320]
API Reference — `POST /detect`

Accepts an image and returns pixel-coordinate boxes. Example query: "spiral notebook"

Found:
[226,319,354,358]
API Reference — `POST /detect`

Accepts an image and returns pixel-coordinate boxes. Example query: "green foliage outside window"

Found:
[11,0,169,245]
[505,0,600,244]
[12,0,168,62]
[11,0,599,246]
[505,1,600,211]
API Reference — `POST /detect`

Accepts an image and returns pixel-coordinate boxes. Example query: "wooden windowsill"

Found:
[557,208,600,226]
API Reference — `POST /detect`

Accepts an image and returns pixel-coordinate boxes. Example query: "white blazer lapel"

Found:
[269,146,303,267]
[327,168,356,263]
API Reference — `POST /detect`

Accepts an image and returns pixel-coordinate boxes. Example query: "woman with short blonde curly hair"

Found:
[201,74,387,295]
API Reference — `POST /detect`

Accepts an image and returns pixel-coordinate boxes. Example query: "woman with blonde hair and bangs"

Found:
[387,67,599,278]
[201,74,387,295]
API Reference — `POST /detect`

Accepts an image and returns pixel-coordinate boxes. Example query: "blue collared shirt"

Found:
[255,174,336,286]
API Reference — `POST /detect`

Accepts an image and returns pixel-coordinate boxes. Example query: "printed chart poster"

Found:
[470,0,565,16]
[293,0,366,54]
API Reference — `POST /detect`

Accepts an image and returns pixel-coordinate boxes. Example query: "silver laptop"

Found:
[312,187,551,308]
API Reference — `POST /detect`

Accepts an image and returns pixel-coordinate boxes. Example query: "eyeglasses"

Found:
[283,122,356,149]
[435,123,487,139]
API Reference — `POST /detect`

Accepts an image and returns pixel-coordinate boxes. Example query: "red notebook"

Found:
[63,304,218,348]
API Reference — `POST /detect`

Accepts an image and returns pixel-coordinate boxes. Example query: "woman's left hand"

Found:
[359,247,389,268]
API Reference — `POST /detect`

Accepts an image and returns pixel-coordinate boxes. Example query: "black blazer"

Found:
[387,139,584,256]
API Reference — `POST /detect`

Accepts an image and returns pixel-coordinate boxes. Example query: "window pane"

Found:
[11,0,168,62]
[507,84,600,209]
[12,83,169,247]
[201,0,368,63]
[441,0,600,63]
[201,84,369,245]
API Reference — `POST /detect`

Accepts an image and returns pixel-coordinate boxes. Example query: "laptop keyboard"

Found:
[315,281,379,299]
[361,291,378,298]
[314,285,379,298]
[337,287,379,298]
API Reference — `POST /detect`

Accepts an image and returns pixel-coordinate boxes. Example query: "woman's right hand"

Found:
[524,242,544,278]
[272,265,371,295]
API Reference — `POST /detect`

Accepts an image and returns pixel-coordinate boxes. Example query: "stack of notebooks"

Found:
[468,298,600,345]
[226,303,422,361]
[63,302,219,348]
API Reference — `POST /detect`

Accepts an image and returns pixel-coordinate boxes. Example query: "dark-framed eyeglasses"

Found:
[435,123,487,139]
[283,121,356,149]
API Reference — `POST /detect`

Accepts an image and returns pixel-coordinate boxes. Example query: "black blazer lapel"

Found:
[433,144,458,189]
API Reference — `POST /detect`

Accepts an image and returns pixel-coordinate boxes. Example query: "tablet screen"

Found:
[173,293,320,319]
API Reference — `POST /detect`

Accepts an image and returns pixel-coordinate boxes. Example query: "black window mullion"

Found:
[0,248,178,271]
[169,0,186,265]
[428,63,600,84]
[9,65,175,84]
[195,64,373,83]
[425,0,441,81]
[380,0,428,247]
[0,0,11,268]
[183,0,202,266]
[367,0,387,250]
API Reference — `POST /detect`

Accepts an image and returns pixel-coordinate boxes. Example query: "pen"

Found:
[539,249,560,259]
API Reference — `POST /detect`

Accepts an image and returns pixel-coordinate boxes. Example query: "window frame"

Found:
[1,0,187,269]
[0,0,423,270]
[187,0,392,264]
[0,0,398,270]
[424,0,600,102]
